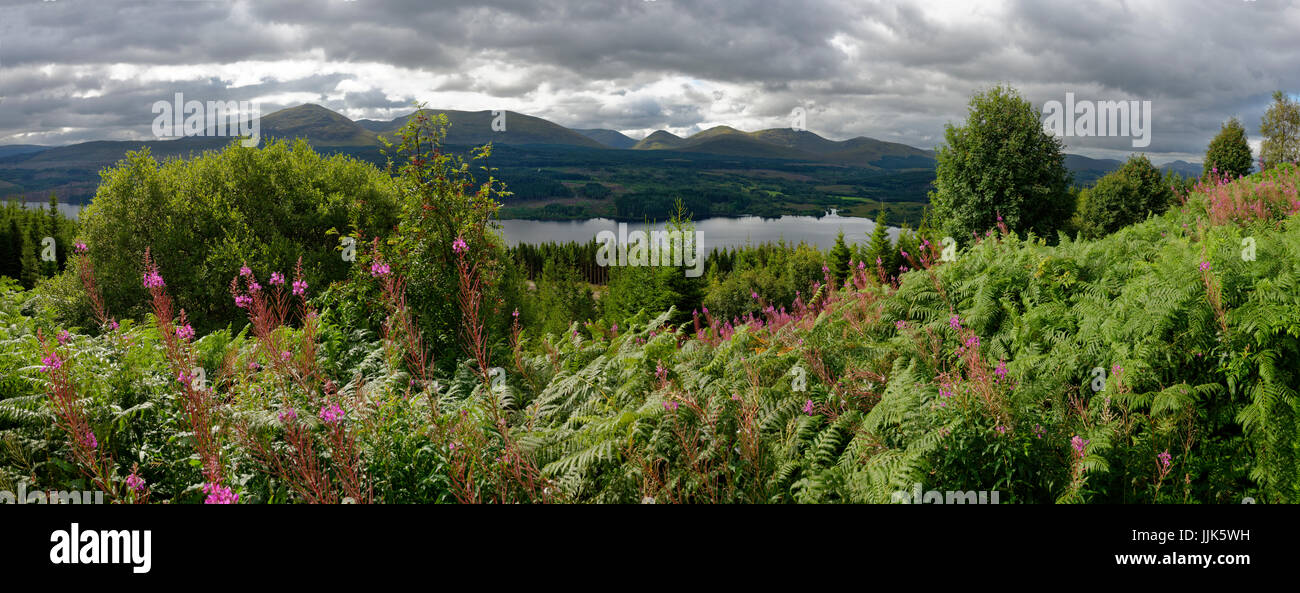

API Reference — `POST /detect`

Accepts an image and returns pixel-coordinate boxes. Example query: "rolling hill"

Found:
[632,125,935,169]
[354,109,605,148]
[574,128,638,149]
[0,103,1202,215]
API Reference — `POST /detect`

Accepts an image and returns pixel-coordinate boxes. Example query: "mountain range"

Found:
[0,103,1201,207]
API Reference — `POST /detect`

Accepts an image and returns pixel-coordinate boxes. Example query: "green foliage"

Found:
[0,199,77,289]
[1260,90,1300,170]
[1204,117,1254,179]
[929,84,1074,244]
[1075,155,1174,239]
[4,112,1300,505]
[69,139,400,331]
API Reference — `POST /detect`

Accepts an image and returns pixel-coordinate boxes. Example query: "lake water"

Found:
[16,201,895,251]
[500,211,898,251]
[11,201,85,219]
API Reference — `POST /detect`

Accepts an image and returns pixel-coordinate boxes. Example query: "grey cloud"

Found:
[0,0,1295,158]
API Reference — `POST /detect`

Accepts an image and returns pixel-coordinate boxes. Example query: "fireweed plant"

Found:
[3,126,1299,502]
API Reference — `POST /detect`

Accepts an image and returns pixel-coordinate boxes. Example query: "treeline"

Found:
[0,195,77,288]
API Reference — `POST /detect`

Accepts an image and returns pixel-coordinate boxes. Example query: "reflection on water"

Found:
[499,211,900,251]
[10,201,84,219]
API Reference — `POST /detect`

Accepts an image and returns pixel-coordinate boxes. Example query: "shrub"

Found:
[66,139,400,331]
[1076,154,1174,238]
[929,85,1074,244]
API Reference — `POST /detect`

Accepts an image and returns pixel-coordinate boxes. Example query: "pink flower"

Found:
[1157,450,1172,469]
[319,403,345,425]
[663,400,679,412]
[269,272,285,286]
[108,320,119,331]
[202,483,238,504]
[176,324,195,340]
[41,353,62,373]
[74,242,88,254]
[751,291,759,299]
[655,362,668,383]
[1071,435,1089,458]
[452,237,469,254]
[234,295,252,308]
[895,320,907,329]
[142,271,165,289]
[1199,261,1211,272]
[292,279,307,296]
[949,315,961,330]
[239,265,252,277]
[125,472,146,493]
[57,330,70,345]
[281,350,291,361]
[278,407,297,423]
[79,430,97,450]
[248,281,261,293]
[995,360,1008,380]
[370,262,390,277]
[803,399,814,415]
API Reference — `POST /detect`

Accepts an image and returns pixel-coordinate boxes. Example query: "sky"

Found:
[0,0,1296,162]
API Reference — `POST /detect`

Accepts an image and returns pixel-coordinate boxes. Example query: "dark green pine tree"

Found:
[19,223,39,289]
[828,229,851,284]
[864,206,893,272]
[0,217,22,281]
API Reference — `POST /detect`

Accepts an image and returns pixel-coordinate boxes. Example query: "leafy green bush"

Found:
[929,84,1074,244]
[65,139,400,332]
[1075,154,1174,239]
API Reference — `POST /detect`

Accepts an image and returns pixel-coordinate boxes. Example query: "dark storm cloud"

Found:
[0,0,1296,160]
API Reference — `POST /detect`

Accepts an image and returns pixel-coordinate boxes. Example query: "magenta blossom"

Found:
[452,237,469,254]
[79,430,97,450]
[1199,261,1211,272]
[126,472,146,493]
[803,399,814,415]
[239,265,252,277]
[278,407,297,423]
[269,272,285,286]
[292,279,307,296]
[202,483,238,504]
[41,353,62,373]
[57,330,71,345]
[176,324,195,340]
[74,242,88,254]
[949,315,961,330]
[1071,435,1090,458]
[142,271,165,289]
[370,262,391,277]
[995,360,1008,380]
[1157,450,1172,469]
[319,403,345,425]
[663,400,678,412]
[234,294,252,308]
